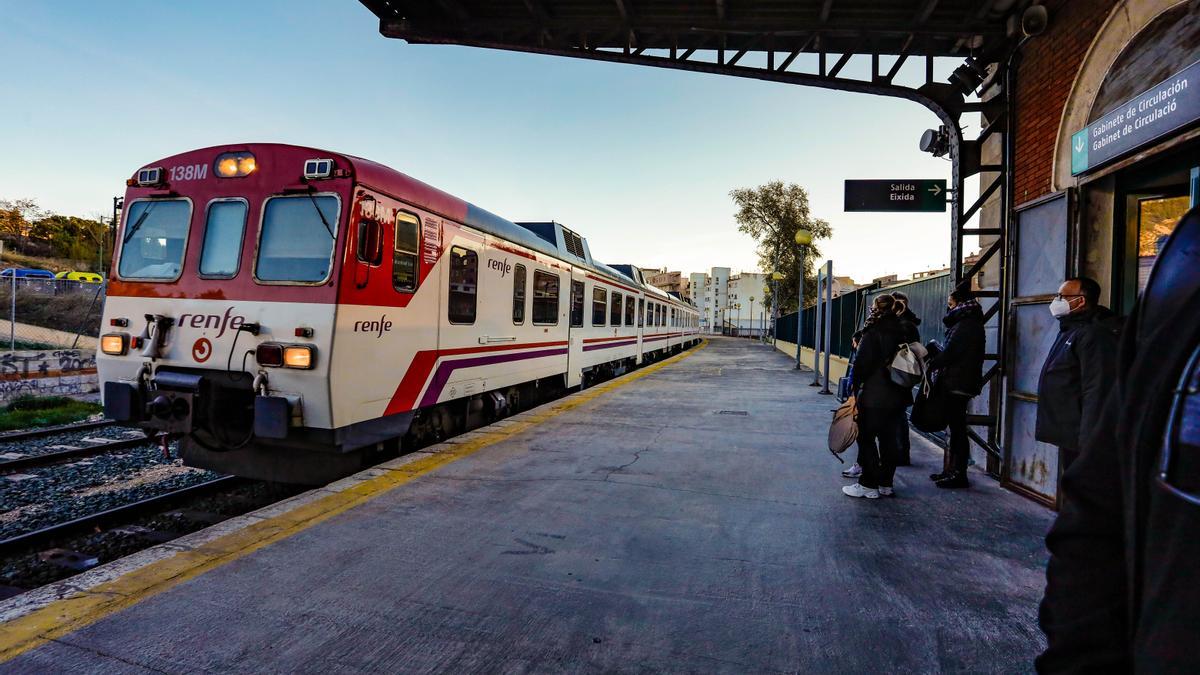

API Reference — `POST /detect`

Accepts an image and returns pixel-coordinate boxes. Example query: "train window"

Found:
[117,198,191,281]
[625,296,635,326]
[512,264,527,324]
[532,271,559,325]
[570,280,584,327]
[356,219,383,266]
[671,308,676,327]
[644,301,651,327]
[198,199,246,278]
[610,292,622,326]
[448,246,477,324]
[392,211,420,292]
[256,195,339,283]
[592,287,607,326]
[638,298,644,327]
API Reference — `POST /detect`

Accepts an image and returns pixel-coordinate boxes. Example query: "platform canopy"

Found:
[359,1,1012,61]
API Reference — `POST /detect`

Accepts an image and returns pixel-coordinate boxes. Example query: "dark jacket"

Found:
[897,309,922,345]
[1035,306,1121,450]
[849,313,912,410]
[927,302,985,397]
[1037,207,1200,673]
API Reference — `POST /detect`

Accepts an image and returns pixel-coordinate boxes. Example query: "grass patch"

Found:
[0,395,102,431]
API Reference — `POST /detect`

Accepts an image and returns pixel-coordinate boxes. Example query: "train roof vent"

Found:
[561,227,587,260]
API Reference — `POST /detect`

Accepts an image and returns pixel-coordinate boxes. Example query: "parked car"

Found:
[0,268,55,279]
[55,270,104,283]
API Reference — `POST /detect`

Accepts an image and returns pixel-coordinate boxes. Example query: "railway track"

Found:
[0,433,164,472]
[0,419,116,443]
[0,475,243,557]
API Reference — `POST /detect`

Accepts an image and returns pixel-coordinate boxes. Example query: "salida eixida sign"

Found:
[844,179,947,212]
[1072,58,1200,175]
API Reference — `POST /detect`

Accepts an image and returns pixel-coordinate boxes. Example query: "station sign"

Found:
[844,179,947,212]
[1071,58,1200,175]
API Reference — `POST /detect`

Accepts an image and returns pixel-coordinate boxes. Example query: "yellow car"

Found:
[55,270,104,283]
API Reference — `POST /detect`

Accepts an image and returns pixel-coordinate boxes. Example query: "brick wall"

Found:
[1013,0,1117,205]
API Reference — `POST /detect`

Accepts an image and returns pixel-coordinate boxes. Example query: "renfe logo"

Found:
[488,257,512,277]
[178,307,246,338]
[354,315,392,338]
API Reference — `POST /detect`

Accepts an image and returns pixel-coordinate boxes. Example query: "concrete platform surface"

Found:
[0,337,1054,674]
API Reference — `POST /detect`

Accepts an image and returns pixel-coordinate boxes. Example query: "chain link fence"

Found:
[0,278,105,351]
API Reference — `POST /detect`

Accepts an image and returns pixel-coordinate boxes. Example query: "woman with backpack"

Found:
[926,287,986,489]
[842,294,913,499]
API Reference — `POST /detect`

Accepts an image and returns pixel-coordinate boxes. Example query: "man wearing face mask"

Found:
[1035,277,1122,471]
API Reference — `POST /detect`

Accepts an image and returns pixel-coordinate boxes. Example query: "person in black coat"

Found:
[926,287,985,489]
[1037,207,1200,672]
[1035,276,1121,472]
[842,294,912,499]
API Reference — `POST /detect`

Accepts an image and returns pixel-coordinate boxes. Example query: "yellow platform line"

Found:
[0,340,707,663]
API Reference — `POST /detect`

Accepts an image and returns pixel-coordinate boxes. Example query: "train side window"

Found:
[570,280,584,327]
[392,211,420,292]
[644,301,651,327]
[357,219,383,266]
[199,199,247,278]
[512,264,527,324]
[610,292,622,326]
[532,271,559,325]
[625,296,635,326]
[592,287,607,326]
[448,246,477,324]
[638,298,644,327]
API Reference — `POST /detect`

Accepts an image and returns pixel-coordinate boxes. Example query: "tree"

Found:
[0,198,46,248]
[730,181,832,314]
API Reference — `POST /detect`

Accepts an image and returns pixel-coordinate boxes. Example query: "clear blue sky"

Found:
[0,0,978,284]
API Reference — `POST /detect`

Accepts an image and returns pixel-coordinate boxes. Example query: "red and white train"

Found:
[98,143,700,483]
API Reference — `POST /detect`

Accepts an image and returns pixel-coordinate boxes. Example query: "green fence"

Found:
[775,271,953,357]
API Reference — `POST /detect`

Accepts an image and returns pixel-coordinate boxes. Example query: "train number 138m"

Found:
[169,164,208,181]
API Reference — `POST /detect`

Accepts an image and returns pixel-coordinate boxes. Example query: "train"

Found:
[98,143,701,483]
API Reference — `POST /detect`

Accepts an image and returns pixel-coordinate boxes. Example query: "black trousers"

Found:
[945,394,971,474]
[857,407,905,489]
[893,408,912,466]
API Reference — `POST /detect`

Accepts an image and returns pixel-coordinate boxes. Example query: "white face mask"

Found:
[1049,297,1073,318]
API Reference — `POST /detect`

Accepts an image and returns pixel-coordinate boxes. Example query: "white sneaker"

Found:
[878,487,894,497]
[842,483,879,499]
[841,463,862,478]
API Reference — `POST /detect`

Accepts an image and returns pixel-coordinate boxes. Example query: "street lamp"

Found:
[734,303,741,336]
[794,229,813,369]
[769,272,783,345]
[748,296,754,339]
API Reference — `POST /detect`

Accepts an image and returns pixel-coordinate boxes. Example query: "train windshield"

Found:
[118,199,191,280]
[255,194,340,283]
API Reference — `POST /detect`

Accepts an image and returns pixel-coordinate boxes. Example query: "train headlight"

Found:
[255,343,283,367]
[283,345,314,369]
[255,343,315,369]
[100,333,128,356]
[215,152,256,178]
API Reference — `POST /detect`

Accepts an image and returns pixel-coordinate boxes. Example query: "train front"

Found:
[98,144,354,483]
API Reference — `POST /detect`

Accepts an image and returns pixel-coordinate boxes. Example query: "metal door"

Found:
[1003,192,1071,506]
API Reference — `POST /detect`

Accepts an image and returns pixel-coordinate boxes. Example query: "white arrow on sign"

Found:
[1074,137,1085,152]
[928,184,942,196]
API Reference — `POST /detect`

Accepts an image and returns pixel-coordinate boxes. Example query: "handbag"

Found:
[889,342,927,387]
[910,373,948,433]
[827,396,859,462]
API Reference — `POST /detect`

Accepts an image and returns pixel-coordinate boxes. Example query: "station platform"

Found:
[0,337,1054,673]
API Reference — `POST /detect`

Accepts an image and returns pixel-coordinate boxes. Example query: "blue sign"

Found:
[1071,58,1200,175]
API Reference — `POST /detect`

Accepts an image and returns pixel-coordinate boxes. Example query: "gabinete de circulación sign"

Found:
[1072,58,1200,175]
[843,179,947,212]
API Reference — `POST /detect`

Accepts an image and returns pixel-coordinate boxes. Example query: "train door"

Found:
[566,268,586,388]
[435,229,486,402]
[636,296,645,364]
[332,190,440,428]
